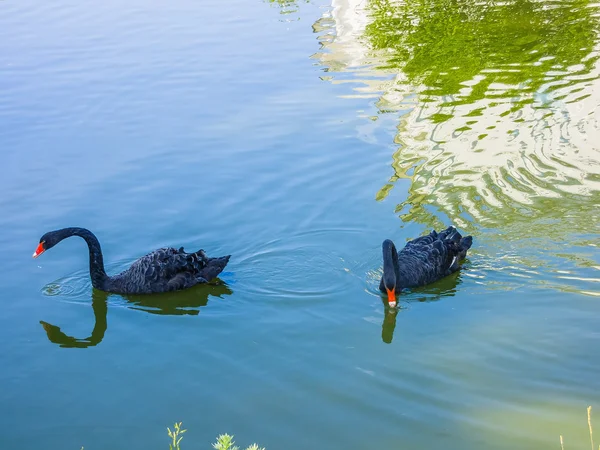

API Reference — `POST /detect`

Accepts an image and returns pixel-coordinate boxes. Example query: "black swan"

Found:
[380,226,472,307]
[33,227,231,294]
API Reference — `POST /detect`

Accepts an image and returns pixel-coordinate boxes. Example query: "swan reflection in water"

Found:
[40,281,232,348]
[380,272,461,344]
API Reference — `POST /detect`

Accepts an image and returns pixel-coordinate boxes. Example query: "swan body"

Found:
[380,226,472,307]
[33,227,230,295]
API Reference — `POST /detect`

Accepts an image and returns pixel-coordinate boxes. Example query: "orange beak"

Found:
[386,287,396,308]
[32,242,45,258]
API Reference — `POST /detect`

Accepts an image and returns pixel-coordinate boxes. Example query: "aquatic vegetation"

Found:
[168,422,187,450]
[79,423,266,450]
[560,406,597,450]
[80,411,597,450]
[166,423,265,450]
[212,433,265,450]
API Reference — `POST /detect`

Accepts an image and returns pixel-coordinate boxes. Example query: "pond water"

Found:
[1,0,599,449]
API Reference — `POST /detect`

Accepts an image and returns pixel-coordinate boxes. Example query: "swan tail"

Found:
[198,255,231,282]
[442,228,472,271]
[439,226,472,258]
[460,235,473,251]
[458,235,473,260]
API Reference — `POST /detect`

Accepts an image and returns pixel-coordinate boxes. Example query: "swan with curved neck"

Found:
[379,226,473,307]
[33,227,230,295]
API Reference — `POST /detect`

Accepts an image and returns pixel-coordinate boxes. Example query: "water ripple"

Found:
[41,269,92,300]
[234,227,365,303]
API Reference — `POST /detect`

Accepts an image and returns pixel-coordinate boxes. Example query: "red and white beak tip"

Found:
[32,243,45,258]
[386,288,397,308]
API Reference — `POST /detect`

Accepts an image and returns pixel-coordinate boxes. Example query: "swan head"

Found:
[32,231,60,258]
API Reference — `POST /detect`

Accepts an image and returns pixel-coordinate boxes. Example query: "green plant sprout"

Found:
[167,422,187,450]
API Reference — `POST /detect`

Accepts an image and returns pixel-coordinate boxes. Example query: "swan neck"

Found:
[64,228,108,288]
[382,240,399,287]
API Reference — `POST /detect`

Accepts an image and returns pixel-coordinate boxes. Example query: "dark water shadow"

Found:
[380,272,461,344]
[39,281,232,348]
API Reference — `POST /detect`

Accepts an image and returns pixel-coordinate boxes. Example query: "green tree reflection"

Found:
[356,0,600,245]
[365,0,600,112]
[266,0,309,16]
